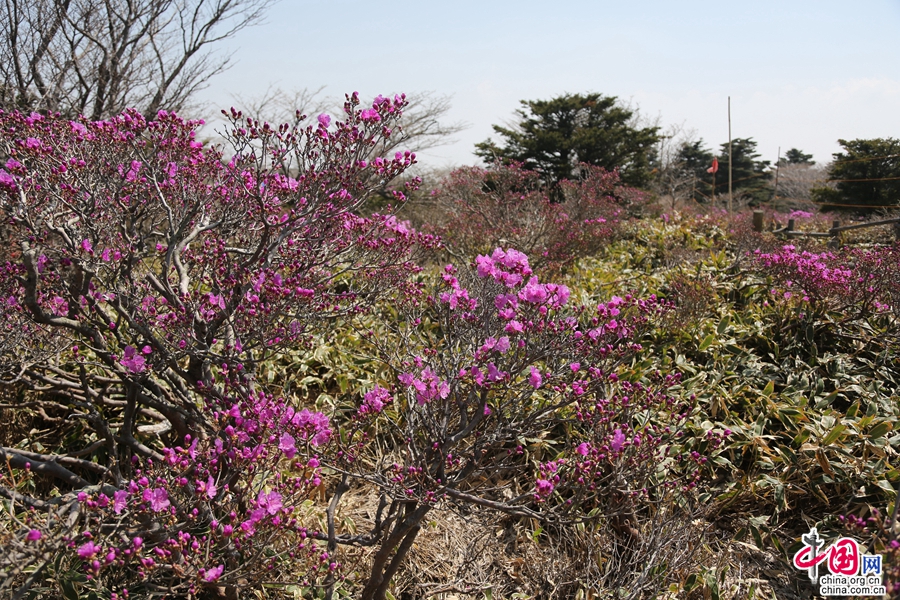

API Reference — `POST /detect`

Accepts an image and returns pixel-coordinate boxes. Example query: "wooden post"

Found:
[753,210,764,232]
[787,219,795,234]
[829,220,841,248]
[772,146,781,211]
[728,96,733,214]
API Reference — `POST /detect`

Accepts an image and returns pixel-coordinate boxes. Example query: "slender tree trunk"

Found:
[359,503,431,600]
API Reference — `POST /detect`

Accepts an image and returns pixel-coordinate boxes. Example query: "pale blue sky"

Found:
[198,0,900,169]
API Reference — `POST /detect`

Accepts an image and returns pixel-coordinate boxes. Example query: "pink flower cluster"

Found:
[475,247,533,287]
[753,245,897,314]
[360,386,392,415]
[399,368,451,405]
[475,248,570,313]
[63,391,334,589]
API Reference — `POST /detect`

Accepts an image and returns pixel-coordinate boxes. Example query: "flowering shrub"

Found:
[0,95,434,597]
[751,244,900,318]
[425,162,636,273]
[4,392,333,596]
[322,248,722,599]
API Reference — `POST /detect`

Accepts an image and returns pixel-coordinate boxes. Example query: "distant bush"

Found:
[424,162,643,272]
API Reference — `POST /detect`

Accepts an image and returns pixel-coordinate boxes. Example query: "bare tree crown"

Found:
[0,0,274,119]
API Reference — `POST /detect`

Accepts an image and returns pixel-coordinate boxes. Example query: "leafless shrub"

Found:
[0,0,275,119]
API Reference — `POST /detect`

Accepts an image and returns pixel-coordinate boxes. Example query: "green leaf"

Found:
[699,334,715,351]
[61,580,80,600]
[717,315,731,335]
[822,423,847,446]
[771,534,788,560]
[816,391,839,409]
[869,421,893,440]
[762,380,775,396]
[683,573,699,591]
[791,429,811,448]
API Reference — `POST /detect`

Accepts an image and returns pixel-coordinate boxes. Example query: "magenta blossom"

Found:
[528,367,543,389]
[257,490,283,515]
[362,386,391,414]
[198,475,217,499]
[77,541,100,559]
[535,479,554,497]
[112,490,128,514]
[142,487,170,512]
[610,429,626,453]
[279,432,297,459]
[203,564,225,582]
[120,346,146,373]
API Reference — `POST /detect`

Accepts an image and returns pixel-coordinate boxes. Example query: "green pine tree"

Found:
[475,93,660,187]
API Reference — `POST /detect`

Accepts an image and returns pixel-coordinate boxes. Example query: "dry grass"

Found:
[311,481,763,600]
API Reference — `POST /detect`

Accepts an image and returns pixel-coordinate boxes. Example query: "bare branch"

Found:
[0,0,276,118]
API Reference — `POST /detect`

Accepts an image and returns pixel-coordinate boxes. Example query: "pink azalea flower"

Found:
[363,386,391,413]
[77,541,100,559]
[200,475,217,499]
[528,367,542,389]
[279,432,297,459]
[113,490,128,514]
[203,564,225,582]
[518,277,548,304]
[312,427,331,446]
[0,169,15,190]
[505,320,524,334]
[475,254,496,278]
[359,108,380,122]
[26,529,42,541]
[120,346,147,373]
[257,490,283,515]
[142,487,170,512]
[535,479,554,497]
[610,429,626,453]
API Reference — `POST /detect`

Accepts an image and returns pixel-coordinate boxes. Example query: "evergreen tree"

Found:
[780,148,815,166]
[672,138,771,204]
[475,93,660,187]
[672,140,714,202]
[715,138,772,204]
[812,138,900,211]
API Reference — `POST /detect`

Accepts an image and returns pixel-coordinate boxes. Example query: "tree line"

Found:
[475,92,900,212]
